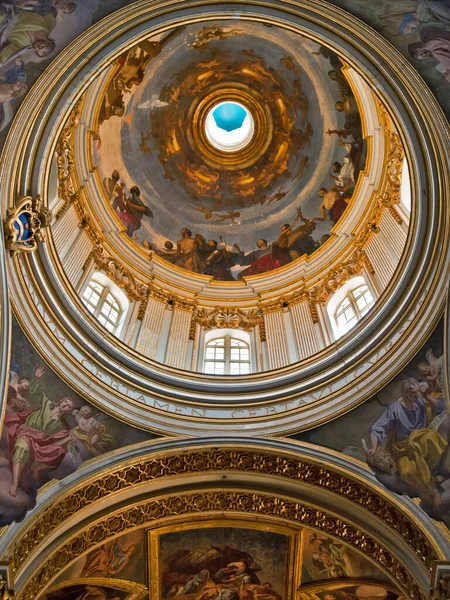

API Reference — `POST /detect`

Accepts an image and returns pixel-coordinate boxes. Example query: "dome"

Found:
[0,2,450,599]
[1,2,448,437]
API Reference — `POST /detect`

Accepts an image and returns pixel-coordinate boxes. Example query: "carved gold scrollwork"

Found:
[4,196,52,256]
[88,244,147,301]
[189,307,264,341]
[0,581,14,600]
[8,448,436,592]
[54,96,83,221]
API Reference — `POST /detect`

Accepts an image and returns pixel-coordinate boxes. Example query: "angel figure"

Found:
[418,348,444,395]
[72,405,114,456]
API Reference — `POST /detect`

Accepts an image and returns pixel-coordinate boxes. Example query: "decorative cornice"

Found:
[87,244,147,301]
[189,307,264,340]
[148,284,197,312]
[4,196,52,256]
[8,448,436,586]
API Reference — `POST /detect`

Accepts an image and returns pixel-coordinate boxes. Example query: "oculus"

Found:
[205,101,254,151]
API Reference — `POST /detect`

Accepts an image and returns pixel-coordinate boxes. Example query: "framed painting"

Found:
[148,519,300,600]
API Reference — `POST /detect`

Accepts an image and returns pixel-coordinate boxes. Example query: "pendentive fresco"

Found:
[1,318,156,525]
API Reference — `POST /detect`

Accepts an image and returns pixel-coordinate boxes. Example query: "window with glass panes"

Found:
[204,336,251,375]
[82,281,122,333]
[335,284,374,336]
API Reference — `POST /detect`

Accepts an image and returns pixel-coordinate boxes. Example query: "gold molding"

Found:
[86,244,148,301]
[188,84,273,171]
[8,448,436,587]
[4,196,52,256]
[189,306,265,341]
[54,96,84,221]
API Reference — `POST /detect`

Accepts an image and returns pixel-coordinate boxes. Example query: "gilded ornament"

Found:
[54,97,84,221]
[8,449,436,586]
[148,284,197,312]
[88,244,147,301]
[4,196,52,256]
[0,582,14,600]
[18,490,423,600]
[189,307,264,340]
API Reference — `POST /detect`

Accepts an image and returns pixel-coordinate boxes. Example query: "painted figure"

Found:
[0,8,57,65]
[5,365,74,497]
[72,405,114,456]
[366,377,447,508]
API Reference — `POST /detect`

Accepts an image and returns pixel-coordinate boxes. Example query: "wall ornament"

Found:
[189,307,265,341]
[85,244,147,301]
[4,196,52,256]
[17,490,425,600]
[54,96,84,221]
[7,447,437,590]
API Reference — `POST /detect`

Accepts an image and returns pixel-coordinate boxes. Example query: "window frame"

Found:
[334,284,375,337]
[82,280,123,334]
[203,333,252,375]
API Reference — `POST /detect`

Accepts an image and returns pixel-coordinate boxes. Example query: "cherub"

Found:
[72,405,114,455]
[418,348,444,394]
[214,210,241,224]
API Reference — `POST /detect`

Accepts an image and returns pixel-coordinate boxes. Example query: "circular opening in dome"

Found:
[205,101,254,152]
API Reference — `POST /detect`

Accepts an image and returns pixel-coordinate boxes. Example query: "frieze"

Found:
[17,490,424,600]
[4,196,52,256]
[8,449,436,583]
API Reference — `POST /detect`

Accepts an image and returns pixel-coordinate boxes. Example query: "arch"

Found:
[3,439,446,600]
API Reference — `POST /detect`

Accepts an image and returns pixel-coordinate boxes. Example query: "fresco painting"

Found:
[156,527,289,600]
[0,318,156,526]
[293,320,450,525]
[300,530,392,585]
[298,583,403,600]
[0,0,136,145]
[93,22,365,280]
[43,585,130,600]
[329,0,450,118]
[53,529,146,586]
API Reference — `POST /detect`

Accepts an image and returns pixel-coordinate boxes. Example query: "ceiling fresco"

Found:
[48,523,399,600]
[92,21,366,281]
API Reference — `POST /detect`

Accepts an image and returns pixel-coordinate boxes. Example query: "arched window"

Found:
[81,273,129,335]
[327,276,376,339]
[204,333,251,375]
[334,284,374,336]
